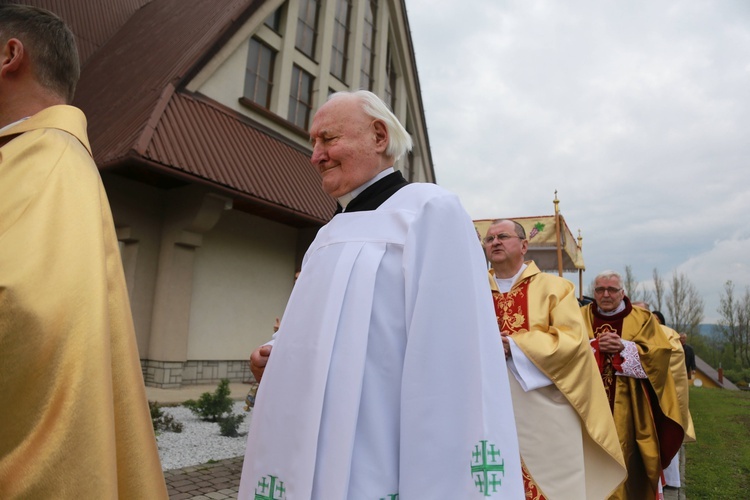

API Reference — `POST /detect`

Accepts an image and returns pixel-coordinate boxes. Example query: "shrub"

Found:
[183,378,234,422]
[149,401,184,433]
[218,412,246,437]
[724,368,750,387]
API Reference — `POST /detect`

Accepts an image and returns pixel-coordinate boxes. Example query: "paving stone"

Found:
[169,479,193,488]
[165,457,241,498]
[168,493,192,500]
[165,454,685,500]
[176,483,200,493]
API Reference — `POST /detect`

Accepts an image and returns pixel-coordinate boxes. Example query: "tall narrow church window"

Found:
[384,43,397,112]
[359,0,377,90]
[264,6,283,33]
[289,65,314,129]
[244,38,276,109]
[296,0,320,59]
[330,0,352,82]
[405,112,415,181]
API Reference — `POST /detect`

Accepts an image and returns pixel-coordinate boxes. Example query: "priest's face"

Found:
[594,276,625,312]
[483,220,527,272]
[309,95,390,198]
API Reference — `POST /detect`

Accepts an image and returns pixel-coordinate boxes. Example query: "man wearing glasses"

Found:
[581,271,684,499]
[483,220,626,499]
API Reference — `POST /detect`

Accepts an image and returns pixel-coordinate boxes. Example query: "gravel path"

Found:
[156,401,251,470]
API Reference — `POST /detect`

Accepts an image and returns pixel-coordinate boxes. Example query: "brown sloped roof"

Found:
[19,0,150,62]
[695,355,740,390]
[73,0,254,165]
[38,0,337,225]
[142,91,335,222]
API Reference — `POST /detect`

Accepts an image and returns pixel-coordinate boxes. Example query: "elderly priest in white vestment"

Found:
[239,90,523,499]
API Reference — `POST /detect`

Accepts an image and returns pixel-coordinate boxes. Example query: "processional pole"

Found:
[554,191,563,277]
[577,229,584,301]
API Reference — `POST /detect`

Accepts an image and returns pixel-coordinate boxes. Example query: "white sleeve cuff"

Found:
[616,340,647,379]
[507,338,553,391]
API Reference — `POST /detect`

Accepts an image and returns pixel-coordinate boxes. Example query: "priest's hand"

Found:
[250,345,273,383]
[500,331,511,358]
[598,332,624,354]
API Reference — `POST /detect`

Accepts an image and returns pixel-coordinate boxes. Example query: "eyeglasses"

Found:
[594,287,622,295]
[483,233,523,245]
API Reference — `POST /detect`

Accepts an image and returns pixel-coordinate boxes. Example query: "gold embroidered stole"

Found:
[591,316,623,411]
[491,279,530,335]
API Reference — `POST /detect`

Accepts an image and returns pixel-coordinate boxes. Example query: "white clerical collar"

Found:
[0,116,30,135]
[337,167,394,211]
[598,301,626,316]
[493,263,527,293]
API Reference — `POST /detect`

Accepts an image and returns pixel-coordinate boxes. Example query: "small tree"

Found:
[665,271,704,337]
[585,279,596,299]
[623,265,638,299]
[717,281,750,368]
[183,379,246,437]
[184,378,234,422]
[741,289,750,368]
[623,265,652,305]
[652,268,665,312]
[149,401,183,434]
[218,413,246,437]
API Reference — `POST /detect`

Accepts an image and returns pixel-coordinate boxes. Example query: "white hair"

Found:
[595,270,623,284]
[328,90,413,161]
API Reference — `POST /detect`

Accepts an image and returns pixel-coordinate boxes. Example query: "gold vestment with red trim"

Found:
[489,263,626,499]
[582,300,684,499]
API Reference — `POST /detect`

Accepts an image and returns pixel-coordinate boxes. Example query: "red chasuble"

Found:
[590,300,631,410]
[582,298,684,498]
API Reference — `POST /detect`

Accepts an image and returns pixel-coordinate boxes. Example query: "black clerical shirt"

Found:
[336,171,409,214]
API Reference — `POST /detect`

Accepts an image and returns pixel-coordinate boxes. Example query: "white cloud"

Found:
[408,0,750,323]
[677,235,750,323]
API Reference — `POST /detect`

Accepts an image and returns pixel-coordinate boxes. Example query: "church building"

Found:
[27,0,435,387]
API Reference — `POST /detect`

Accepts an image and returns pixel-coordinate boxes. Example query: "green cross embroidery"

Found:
[471,440,504,497]
[255,475,286,500]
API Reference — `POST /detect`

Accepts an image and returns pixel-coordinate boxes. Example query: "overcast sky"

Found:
[407,0,750,323]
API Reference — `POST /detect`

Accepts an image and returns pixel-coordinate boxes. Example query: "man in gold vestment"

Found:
[0,5,167,498]
[581,272,684,499]
[483,220,626,499]
[652,310,696,489]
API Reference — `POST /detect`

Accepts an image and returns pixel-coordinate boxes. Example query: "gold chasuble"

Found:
[581,299,684,500]
[0,106,168,498]
[489,262,626,499]
[661,326,696,443]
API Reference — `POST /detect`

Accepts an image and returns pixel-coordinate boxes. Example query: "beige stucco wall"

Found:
[103,173,164,358]
[195,40,248,118]
[186,209,298,360]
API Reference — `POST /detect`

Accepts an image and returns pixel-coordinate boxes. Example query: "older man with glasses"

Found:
[581,270,685,499]
[482,220,626,499]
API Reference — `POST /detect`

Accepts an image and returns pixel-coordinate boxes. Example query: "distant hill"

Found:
[699,324,720,338]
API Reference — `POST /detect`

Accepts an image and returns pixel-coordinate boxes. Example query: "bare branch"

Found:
[666,271,704,336]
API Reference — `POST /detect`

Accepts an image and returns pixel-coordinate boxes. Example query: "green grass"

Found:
[685,387,750,498]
